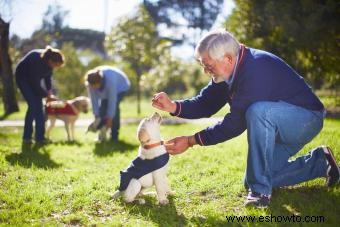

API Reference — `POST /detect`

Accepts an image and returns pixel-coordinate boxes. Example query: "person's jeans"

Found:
[244,101,327,195]
[98,92,126,141]
[16,79,45,141]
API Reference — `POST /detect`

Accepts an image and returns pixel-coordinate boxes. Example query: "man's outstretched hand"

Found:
[152,92,177,113]
[165,136,197,155]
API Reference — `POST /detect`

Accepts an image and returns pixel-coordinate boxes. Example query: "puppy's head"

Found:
[137,112,162,145]
[72,96,90,113]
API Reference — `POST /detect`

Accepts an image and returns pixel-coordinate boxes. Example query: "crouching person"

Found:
[152,29,339,208]
[85,66,130,142]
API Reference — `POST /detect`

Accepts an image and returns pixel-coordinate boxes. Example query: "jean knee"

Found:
[245,102,271,123]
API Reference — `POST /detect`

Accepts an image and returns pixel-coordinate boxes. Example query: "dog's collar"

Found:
[142,141,164,150]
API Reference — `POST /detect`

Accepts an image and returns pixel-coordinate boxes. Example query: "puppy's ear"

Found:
[73,100,81,110]
[138,128,150,144]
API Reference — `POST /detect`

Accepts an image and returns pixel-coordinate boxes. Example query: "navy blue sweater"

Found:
[15,49,52,98]
[118,153,169,191]
[171,46,324,146]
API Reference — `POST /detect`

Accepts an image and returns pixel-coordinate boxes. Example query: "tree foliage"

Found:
[225,0,340,89]
[53,43,87,99]
[143,47,209,97]
[143,0,224,45]
[42,3,69,34]
[105,5,171,114]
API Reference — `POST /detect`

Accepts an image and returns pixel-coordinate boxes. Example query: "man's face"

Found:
[48,60,64,68]
[199,53,235,83]
[90,82,101,89]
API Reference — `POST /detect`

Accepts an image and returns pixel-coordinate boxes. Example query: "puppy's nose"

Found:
[151,112,162,122]
[151,112,160,119]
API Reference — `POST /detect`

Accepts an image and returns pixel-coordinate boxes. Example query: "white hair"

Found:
[194,29,240,60]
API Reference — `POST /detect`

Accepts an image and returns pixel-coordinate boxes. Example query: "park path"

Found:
[0,117,223,127]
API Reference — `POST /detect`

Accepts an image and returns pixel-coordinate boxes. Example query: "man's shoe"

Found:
[245,191,270,208]
[322,146,340,187]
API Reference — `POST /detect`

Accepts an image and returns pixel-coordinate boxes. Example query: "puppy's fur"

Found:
[112,112,171,204]
[86,118,109,142]
[46,96,89,141]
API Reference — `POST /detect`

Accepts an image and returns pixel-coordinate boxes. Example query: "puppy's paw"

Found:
[158,198,169,205]
[166,190,175,196]
[137,198,146,204]
[111,190,121,200]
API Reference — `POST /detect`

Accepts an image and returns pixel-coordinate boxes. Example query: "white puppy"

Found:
[86,118,109,142]
[46,96,89,141]
[112,112,171,204]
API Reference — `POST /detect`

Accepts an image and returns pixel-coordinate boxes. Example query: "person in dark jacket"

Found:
[15,46,65,144]
[152,29,339,208]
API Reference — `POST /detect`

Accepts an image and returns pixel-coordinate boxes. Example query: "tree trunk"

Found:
[0,18,19,117]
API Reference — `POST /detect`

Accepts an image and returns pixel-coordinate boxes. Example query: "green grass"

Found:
[1,93,338,120]
[0,119,339,226]
[0,97,229,120]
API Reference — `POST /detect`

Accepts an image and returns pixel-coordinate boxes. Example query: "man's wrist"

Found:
[187,135,197,147]
[170,101,177,114]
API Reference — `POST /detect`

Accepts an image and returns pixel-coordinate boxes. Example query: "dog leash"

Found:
[143,141,164,150]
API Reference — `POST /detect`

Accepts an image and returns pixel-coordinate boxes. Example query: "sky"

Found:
[4,0,235,39]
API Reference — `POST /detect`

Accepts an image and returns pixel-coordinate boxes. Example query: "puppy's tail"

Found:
[111,190,122,200]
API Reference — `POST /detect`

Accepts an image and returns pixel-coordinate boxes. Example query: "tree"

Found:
[143,0,224,46]
[41,3,69,47]
[143,48,209,97]
[105,5,171,114]
[53,43,87,99]
[225,0,340,89]
[0,17,19,116]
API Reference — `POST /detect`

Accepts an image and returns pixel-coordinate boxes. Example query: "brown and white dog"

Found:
[45,96,90,141]
[112,112,171,204]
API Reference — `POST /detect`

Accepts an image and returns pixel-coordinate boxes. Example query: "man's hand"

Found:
[106,118,113,128]
[46,93,58,102]
[165,136,195,155]
[152,92,177,113]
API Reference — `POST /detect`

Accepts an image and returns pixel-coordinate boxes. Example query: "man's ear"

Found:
[138,128,150,144]
[224,54,233,64]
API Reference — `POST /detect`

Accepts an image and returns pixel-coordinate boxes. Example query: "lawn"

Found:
[1,92,338,120]
[0,118,339,226]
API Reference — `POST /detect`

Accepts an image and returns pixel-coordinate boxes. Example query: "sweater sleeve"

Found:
[21,55,46,97]
[28,71,49,98]
[194,110,246,146]
[171,80,230,119]
[106,78,118,119]
[194,61,275,146]
[44,75,52,91]
[88,87,100,117]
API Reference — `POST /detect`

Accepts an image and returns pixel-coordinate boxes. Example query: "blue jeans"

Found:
[98,92,125,141]
[244,101,327,195]
[16,79,45,141]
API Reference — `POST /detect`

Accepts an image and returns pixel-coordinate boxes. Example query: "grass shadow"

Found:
[267,185,340,224]
[0,113,11,120]
[93,140,138,157]
[49,140,83,146]
[122,195,187,226]
[5,143,61,169]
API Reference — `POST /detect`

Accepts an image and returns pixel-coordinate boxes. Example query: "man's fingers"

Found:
[152,102,163,110]
[165,143,175,150]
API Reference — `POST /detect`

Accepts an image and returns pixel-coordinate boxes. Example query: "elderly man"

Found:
[152,29,339,208]
[85,66,130,142]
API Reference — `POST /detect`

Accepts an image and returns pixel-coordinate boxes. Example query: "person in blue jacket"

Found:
[152,29,339,208]
[15,46,65,144]
[85,66,131,142]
